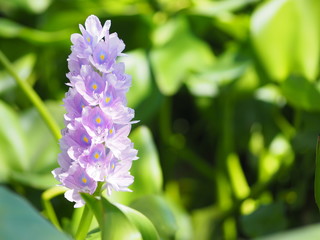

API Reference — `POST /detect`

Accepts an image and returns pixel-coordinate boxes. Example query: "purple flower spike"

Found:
[52,15,138,208]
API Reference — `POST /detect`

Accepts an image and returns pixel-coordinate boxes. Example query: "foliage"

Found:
[1,0,320,239]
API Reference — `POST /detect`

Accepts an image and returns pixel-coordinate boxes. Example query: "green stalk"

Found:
[42,186,66,231]
[75,182,103,240]
[0,50,61,141]
[75,205,94,240]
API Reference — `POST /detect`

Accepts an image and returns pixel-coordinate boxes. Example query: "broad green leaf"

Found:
[251,0,320,81]
[0,101,28,181]
[82,194,159,240]
[281,76,320,111]
[257,223,320,240]
[7,101,64,189]
[130,126,163,193]
[110,126,163,204]
[151,17,215,95]
[185,46,249,97]
[0,186,70,240]
[213,13,250,40]
[240,202,288,238]
[293,0,320,81]
[20,101,64,173]
[315,136,320,210]
[251,0,294,81]
[130,195,177,239]
[0,53,36,94]
[119,49,151,109]
[116,204,161,240]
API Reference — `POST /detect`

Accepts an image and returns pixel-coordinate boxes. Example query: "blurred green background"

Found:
[1,0,320,239]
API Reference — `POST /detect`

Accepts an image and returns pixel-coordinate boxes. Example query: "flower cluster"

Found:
[52,15,138,208]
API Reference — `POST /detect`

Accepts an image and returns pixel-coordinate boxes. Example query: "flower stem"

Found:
[75,183,103,240]
[42,186,66,231]
[75,205,93,240]
[0,50,61,141]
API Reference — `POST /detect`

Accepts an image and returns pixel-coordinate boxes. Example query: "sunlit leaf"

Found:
[120,49,151,109]
[82,194,159,240]
[0,101,28,182]
[20,101,64,172]
[116,204,161,240]
[110,126,163,205]
[130,195,177,239]
[151,16,215,95]
[0,186,70,240]
[185,46,249,97]
[251,0,320,81]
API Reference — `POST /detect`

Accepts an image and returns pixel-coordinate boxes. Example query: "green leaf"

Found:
[110,126,163,204]
[185,46,249,97]
[151,17,215,95]
[315,136,320,211]
[21,101,64,172]
[116,204,161,240]
[0,101,63,188]
[0,101,28,181]
[281,76,320,111]
[120,49,151,109]
[81,194,159,240]
[0,186,70,240]
[130,195,178,239]
[7,101,64,189]
[251,0,320,81]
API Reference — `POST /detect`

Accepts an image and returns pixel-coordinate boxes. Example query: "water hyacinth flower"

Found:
[52,15,138,208]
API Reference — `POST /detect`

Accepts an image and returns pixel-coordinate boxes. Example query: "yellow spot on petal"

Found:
[100,54,105,61]
[96,117,101,124]
[105,97,111,103]
[94,153,100,159]
[83,136,89,143]
[82,177,87,184]
[92,84,97,90]
[87,37,91,43]
[109,129,113,134]
[111,163,115,169]
[81,104,85,109]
